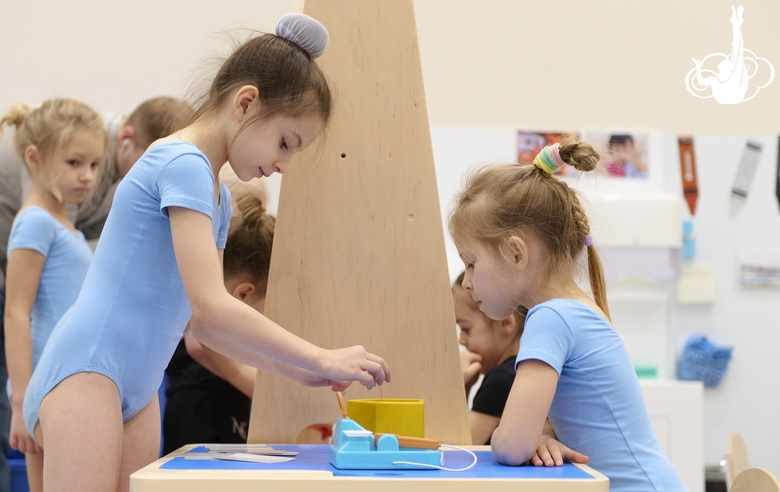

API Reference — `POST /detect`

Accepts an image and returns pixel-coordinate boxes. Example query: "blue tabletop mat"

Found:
[160,444,593,479]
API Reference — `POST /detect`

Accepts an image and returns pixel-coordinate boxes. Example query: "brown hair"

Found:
[453,271,527,339]
[190,32,332,147]
[223,191,276,293]
[0,99,107,201]
[125,97,195,148]
[449,134,610,320]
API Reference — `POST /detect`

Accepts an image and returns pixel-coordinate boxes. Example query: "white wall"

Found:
[3,0,779,476]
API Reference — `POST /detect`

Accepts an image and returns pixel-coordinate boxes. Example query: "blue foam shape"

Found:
[161,445,594,479]
[329,418,442,469]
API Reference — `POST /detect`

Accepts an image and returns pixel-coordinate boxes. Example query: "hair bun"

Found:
[275,13,329,59]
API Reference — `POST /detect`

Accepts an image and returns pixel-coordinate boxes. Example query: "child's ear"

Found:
[23,145,40,172]
[506,236,528,270]
[499,313,517,336]
[117,124,136,144]
[230,281,256,302]
[232,85,261,119]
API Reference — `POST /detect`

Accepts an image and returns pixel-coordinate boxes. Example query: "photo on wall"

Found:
[580,132,651,179]
[517,131,573,175]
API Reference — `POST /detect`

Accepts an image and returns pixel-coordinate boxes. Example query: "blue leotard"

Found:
[23,142,231,434]
[7,207,92,375]
[516,299,686,492]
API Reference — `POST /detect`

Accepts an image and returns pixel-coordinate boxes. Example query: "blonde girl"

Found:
[23,14,389,492]
[449,136,684,491]
[2,99,106,492]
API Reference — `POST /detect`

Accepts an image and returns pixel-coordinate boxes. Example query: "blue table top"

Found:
[160,444,594,480]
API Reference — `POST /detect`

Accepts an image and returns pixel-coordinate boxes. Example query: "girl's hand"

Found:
[9,410,41,455]
[316,346,391,390]
[460,350,482,388]
[295,369,352,392]
[527,435,589,467]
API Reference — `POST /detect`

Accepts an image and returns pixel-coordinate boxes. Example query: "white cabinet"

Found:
[641,380,704,492]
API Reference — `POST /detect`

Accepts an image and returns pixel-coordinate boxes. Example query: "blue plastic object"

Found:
[682,219,696,260]
[677,335,733,387]
[9,449,29,492]
[328,418,442,470]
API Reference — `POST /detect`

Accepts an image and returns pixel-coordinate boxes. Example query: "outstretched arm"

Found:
[184,330,256,397]
[169,206,390,389]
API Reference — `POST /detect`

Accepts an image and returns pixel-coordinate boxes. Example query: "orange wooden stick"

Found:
[374,433,440,450]
[336,391,347,419]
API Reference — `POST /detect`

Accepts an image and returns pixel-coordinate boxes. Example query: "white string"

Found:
[391,444,478,472]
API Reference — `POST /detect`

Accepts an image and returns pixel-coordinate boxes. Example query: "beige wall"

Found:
[2,1,778,132]
[415,0,780,132]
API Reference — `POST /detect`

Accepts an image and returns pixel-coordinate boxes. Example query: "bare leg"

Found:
[116,395,161,492]
[38,372,123,492]
[24,450,43,492]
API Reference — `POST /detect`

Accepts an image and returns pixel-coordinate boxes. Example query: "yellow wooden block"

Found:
[347,399,424,438]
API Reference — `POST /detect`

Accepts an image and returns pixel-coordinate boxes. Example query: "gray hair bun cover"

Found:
[275,13,329,59]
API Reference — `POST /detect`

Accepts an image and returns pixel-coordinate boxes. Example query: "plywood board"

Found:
[248,0,470,445]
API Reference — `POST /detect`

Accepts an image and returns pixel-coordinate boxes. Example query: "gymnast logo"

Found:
[685,5,774,104]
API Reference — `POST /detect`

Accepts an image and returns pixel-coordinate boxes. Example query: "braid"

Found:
[567,187,610,320]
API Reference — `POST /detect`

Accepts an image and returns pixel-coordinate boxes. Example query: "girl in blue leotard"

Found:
[23,14,390,492]
[2,99,106,492]
[448,136,685,491]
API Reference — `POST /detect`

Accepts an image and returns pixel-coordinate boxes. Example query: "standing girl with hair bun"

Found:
[2,99,106,492]
[163,191,276,454]
[449,135,684,491]
[23,14,390,492]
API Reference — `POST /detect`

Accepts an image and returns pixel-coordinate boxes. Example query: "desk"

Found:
[130,444,608,492]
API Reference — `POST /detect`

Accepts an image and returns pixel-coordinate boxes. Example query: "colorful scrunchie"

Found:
[533,143,565,175]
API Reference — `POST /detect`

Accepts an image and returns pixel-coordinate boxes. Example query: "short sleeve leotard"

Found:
[516,299,686,492]
[23,142,232,434]
[7,207,92,371]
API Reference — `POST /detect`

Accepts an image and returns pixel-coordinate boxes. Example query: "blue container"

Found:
[9,450,29,492]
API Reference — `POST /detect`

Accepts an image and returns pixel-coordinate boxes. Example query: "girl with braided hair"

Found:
[448,135,684,491]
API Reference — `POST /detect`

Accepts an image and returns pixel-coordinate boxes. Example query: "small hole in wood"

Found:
[408,214,415,221]
[340,153,346,159]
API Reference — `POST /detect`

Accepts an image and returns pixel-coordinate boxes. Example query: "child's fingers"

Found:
[365,353,391,383]
[536,444,555,466]
[561,446,589,464]
[360,359,387,385]
[331,381,351,392]
[530,451,543,467]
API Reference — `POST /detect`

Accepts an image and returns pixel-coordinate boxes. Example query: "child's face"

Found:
[50,128,104,204]
[229,113,324,182]
[457,240,521,321]
[454,287,507,374]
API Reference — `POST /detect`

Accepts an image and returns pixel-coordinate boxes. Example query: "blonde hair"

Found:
[0,99,107,201]
[125,97,194,148]
[449,135,610,320]
[223,191,276,293]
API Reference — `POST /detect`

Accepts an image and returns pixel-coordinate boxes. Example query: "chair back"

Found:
[730,468,780,492]
[729,432,750,484]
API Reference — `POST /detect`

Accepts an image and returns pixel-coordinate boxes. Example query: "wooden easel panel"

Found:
[248,0,470,445]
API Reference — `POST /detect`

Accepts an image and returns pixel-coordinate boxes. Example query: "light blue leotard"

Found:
[6,207,92,380]
[23,142,231,435]
[516,299,686,492]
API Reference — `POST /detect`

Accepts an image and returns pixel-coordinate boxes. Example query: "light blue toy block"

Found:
[329,418,442,470]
